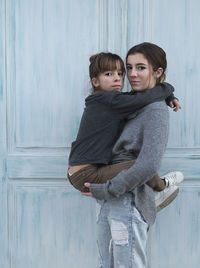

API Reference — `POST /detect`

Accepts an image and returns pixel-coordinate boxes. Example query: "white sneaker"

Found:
[155,185,179,212]
[161,171,184,186]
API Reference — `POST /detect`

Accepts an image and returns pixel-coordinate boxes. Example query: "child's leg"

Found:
[97,161,167,192]
[97,160,136,182]
[68,165,100,192]
[147,174,166,192]
[68,161,136,192]
[68,160,166,192]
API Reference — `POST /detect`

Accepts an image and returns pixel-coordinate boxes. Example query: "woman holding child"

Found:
[69,42,183,267]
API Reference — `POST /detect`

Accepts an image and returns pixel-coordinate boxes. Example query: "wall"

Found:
[0,0,199,267]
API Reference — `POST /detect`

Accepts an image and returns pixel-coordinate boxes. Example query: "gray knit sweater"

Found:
[90,101,169,226]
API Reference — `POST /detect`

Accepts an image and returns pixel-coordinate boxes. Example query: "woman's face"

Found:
[126,53,161,91]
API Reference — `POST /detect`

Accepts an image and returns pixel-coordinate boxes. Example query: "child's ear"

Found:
[155,67,164,79]
[91,77,99,88]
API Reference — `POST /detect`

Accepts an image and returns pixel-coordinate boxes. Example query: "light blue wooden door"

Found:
[126,0,200,267]
[0,2,7,267]
[1,0,101,267]
[139,1,200,267]
[0,0,200,268]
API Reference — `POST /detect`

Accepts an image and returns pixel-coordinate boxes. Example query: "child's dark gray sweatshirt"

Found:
[69,83,174,166]
[90,101,169,226]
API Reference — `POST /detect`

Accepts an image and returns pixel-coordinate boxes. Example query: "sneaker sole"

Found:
[156,188,179,212]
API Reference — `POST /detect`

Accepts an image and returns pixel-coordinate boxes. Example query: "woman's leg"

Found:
[96,200,114,268]
[107,193,148,268]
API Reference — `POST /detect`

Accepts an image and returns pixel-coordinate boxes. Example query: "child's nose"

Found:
[114,73,121,80]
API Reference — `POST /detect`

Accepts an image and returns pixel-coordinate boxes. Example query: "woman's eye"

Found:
[137,66,146,71]
[126,66,132,71]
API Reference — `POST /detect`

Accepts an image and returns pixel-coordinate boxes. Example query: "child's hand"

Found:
[81,183,93,197]
[169,99,182,112]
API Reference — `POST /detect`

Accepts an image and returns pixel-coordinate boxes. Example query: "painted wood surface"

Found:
[0,1,8,268]
[8,180,98,268]
[0,0,200,267]
[3,0,100,267]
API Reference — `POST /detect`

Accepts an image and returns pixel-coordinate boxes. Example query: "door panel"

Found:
[8,180,97,268]
[149,185,200,268]
[7,0,99,149]
[4,0,100,267]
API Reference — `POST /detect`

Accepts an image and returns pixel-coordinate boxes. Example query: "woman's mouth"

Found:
[130,81,140,84]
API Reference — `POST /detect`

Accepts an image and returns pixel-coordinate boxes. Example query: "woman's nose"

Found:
[129,68,137,77]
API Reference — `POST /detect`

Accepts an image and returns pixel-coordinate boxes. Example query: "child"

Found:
[68,52,183,209]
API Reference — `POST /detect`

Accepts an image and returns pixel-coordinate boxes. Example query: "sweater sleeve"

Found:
[107,82,174,116]
[90,106,169,200]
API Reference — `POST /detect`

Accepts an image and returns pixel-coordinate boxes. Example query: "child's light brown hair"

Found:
[89,52,125,84]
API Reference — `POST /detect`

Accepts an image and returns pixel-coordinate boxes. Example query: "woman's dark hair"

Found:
[89,52,125,81]
[126,42,167,83]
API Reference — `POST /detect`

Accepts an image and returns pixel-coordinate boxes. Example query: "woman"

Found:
[83,42,183,267]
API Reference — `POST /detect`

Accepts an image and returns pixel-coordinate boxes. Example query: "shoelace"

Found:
[164,175,176,187]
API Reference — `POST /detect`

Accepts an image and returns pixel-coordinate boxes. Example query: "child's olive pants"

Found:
[68,160,166,192]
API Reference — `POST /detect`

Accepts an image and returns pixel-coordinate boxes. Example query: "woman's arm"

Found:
[88,105,169,200]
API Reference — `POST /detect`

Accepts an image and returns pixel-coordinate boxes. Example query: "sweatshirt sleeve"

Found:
[107,82,174,116]
[165,93,179,106]
[89,105,169,200]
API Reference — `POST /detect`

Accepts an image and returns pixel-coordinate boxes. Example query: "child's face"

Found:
[92,63,124,92]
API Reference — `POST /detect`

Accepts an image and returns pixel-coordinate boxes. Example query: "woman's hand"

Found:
[169,99,182,112]
[81,183,93,197]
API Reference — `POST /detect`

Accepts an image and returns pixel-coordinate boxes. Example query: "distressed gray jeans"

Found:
[96,193,148,268]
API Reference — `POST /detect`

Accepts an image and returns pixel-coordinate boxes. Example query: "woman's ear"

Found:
[155,67,164,79]
[91,77,99,88]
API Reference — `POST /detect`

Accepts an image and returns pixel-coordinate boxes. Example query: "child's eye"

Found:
[118,72,124,76]
[105,72,112,76]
